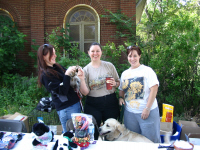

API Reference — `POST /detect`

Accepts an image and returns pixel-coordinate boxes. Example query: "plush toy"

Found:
[53,132,77,150]
[32,122,54,146]
[69,65,81,92]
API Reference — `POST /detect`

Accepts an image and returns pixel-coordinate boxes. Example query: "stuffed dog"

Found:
[53,132,77,150]
[32,122,54,146]
[69,65,82,92]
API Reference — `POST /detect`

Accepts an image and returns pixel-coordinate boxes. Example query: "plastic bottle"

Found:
[88,124,94,142]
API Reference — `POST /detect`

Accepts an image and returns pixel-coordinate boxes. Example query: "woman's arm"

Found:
[141,84,158,120]
[42,73,70,96]
[77,68,89,96]
[119,90,125,106]
[146,84,158,110]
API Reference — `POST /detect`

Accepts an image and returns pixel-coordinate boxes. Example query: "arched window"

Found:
[0,9,13,22]
[0,9,14,37]
[65,5,100,53]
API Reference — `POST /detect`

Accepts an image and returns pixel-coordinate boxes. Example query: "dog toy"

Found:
[32,122,54,146]
[0,132,24,149]
[69,66,84,112]
[69,65,82,92]
[53,131,77,150]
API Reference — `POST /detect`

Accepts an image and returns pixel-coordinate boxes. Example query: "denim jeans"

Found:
[57,102,81,133]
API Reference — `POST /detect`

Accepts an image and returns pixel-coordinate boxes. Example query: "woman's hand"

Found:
[65,66,76,76]
[108,78,118,87]
[119,98,125,106]
[141,108,150,120]
[77,68,85,80]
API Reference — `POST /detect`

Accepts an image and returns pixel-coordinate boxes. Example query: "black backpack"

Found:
[36,97,55,112]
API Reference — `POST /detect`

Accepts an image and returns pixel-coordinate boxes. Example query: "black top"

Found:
[41,64,79,111]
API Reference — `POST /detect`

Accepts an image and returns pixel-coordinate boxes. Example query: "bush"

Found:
[0,16,27,78]
[0,74,49,116]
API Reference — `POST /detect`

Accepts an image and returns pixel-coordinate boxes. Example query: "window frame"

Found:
[63,4,100,52]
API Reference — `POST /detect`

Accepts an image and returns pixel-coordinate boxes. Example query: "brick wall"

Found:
[0,0,136,76]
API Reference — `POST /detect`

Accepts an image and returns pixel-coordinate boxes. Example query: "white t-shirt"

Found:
[83,60,120,97]
[119,64,159,113]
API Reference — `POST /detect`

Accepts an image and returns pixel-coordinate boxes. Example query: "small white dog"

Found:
[99,118,153,143]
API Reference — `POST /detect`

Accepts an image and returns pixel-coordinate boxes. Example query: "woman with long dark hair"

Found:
[37,44,87,132]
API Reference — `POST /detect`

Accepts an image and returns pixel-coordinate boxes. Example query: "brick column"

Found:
[30,0,45,74]
[120,0,136,44]
[30,0,45,48]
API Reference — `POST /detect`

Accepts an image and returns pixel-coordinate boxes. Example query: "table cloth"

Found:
[2,132,200,150]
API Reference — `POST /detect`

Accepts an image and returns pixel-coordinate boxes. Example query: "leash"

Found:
[119,104,124,124]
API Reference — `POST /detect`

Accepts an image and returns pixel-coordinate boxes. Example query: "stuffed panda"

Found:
[53,132,77,150]
[32,122,54,146]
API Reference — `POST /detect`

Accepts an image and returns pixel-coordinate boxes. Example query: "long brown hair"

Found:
[37,44,65,87]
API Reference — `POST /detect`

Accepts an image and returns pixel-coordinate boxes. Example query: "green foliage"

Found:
[45,24,73,60]
[102,41,129,76]
[28,39,40,68]
[58,43,91,68]
[100,9,136,43]
[137,0,200,115]
[44,23,91,68]
[0,74,49,116]
[0,16,27,77]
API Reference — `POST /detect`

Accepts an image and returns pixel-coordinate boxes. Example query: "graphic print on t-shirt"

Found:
[89,74,112,90]
[122,77,144,109]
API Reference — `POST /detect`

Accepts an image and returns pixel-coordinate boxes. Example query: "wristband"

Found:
[119,96,124,99]
[145,107,150,111]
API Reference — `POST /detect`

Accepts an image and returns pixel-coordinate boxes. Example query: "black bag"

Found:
[36,97,55,112]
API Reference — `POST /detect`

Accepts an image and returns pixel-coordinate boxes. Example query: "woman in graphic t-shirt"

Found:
[81,42,120,140]
[118,45,160,143]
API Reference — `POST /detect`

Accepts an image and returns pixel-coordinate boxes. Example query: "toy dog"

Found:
[53,132,77,150]
[32,122,54,146]
[69,65,82,93]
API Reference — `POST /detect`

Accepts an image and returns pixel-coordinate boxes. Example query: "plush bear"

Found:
[32,122,54,146]
[53,132,77,150]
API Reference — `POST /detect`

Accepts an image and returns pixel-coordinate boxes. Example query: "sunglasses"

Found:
[127,45,138,50]
[43,44,49,55]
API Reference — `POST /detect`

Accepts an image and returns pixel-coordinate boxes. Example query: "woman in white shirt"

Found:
[118,45,160,143]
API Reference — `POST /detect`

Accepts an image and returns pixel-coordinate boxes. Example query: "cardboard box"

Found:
[160,121,181,143]
[48,125,63,135]
[0,114,12,119]
[179,120,199,128]
[5,112,29,133]
[188,133,200,145]
[179,120,200,141]
[160,122,173,135]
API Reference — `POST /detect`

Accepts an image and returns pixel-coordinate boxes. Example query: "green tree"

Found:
[137,0,200,115]
[0,16,27,78]
[100,9,136,44]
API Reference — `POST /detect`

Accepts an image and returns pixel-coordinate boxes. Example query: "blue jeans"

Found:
[57,102,81,133]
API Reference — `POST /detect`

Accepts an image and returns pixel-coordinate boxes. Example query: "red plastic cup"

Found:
[106,77,112,90]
